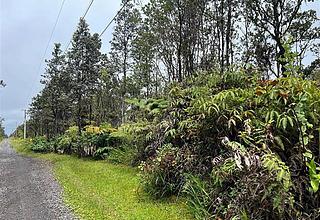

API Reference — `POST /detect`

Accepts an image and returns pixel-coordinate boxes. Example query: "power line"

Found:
[99,0,130,37]
[39,0,67,69]
[82,0,94,18]
[63,0,95,53]
[27,0,67,105]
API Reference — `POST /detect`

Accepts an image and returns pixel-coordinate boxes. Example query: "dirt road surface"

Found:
[0,139,76,220]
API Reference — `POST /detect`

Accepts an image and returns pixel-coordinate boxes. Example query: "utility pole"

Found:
[23,109,27,139]
[15,122,18,138]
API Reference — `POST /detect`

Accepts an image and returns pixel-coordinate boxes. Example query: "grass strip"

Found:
[10,138,191,220]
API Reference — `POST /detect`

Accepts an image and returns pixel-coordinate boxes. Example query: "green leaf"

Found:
[303,136,309,145]
[303,151,313,159]
[287,116,294,127]
[228,119,236,128]
[274,111,280,120]
[282,117,288,130]
[309,159,317,171]
[277,169,285,182]
[302,125,307,133]
[312,174,320,179]
[274,136,285,150]
[270,111,275,120]
[265,111,270,123]
[311,179,319,192]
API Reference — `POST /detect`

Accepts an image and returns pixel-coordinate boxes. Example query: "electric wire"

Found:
[27,0,67,106]
[99,0,130,37]
[63,0,94,52]
[28,0,124,108]
[82,0,94,18]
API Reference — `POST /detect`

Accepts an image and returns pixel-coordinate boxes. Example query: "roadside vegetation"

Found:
[13,71,320,219]
[9,0,320,219]
[11,138,191,220]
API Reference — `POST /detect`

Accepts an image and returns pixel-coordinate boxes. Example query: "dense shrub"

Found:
[140,144,185,198]
[109,122,154,165]
[26,122,153,165]
[107,146,137,165]
[51,126,78,154]
[30,136,52,153]
[139,73,320,219]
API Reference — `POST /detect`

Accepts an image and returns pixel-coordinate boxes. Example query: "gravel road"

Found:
[0,139,76,220]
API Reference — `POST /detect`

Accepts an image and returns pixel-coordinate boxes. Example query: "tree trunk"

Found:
[221,0,225,74]
[225,0,232,69]
[275,38,287,76]
[177,0,183,82]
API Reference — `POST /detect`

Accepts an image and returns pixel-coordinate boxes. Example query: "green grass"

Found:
[10,138,192,220]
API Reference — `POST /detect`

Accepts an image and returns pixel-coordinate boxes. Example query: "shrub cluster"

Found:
[29,122,151,165]
[139,72,320,219]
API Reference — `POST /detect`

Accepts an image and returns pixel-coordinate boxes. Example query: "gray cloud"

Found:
[0,0,121,134]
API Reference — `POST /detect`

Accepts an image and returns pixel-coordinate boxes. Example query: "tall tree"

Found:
[29,90,52,137]
[131,21,159,97]
[110,0,141,123]
[93,54,122,126]
[245,0,319,77]
[67,18,102,133]
[41,43,71,137]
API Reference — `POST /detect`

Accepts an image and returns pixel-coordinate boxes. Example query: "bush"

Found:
[30,136,52,153]
[183,151,294,219]
[109,122,154,165]
[140,144,185,198]
[108,145,138,165]
[140,74,320,219]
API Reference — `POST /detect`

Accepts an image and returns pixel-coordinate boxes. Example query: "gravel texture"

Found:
[0,139,76,220]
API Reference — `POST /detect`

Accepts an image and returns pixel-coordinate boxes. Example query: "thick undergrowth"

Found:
[139,73,320,219]
[26,72,320,219]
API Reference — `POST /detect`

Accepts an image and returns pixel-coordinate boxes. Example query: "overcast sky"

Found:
[0,0,127,134]
[0,0,319,135]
